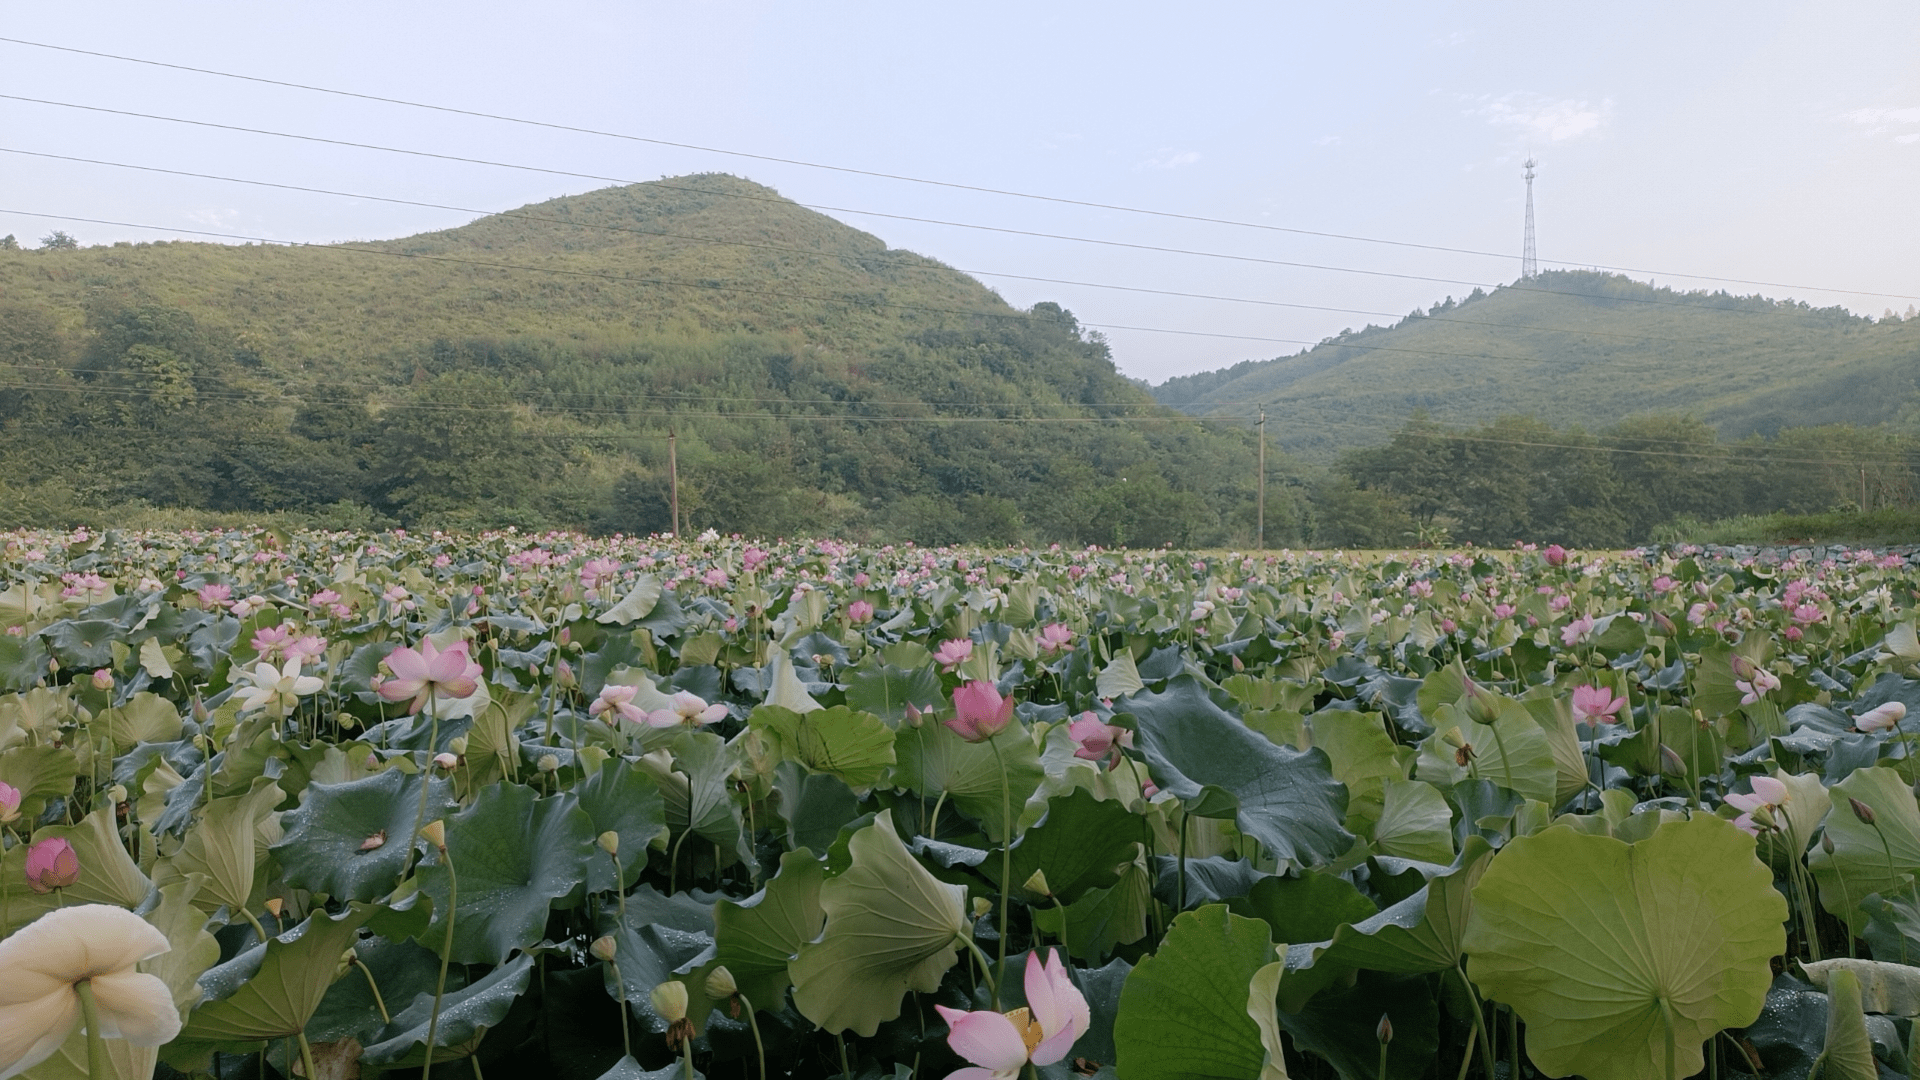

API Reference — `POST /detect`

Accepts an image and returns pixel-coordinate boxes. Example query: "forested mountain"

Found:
[1154,271,1920,461]
[0,176,1271,545]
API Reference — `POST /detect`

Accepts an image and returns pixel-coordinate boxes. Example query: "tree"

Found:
[37,231,77,251]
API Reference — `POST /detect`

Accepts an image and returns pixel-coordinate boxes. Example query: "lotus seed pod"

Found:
[705,965,738,998]
[447,736,469,755]
[537,754,560,773]
[420,820,447,850]
[590,935,618,962]
[1023,869,1053,897]
[972,897,993,920]
[598,831,620,856]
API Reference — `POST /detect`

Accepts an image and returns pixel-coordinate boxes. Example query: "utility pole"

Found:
[668,428,682,537]
[1256,406,1267,551]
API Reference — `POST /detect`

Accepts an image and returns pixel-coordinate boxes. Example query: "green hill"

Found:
[1154,271,1920,461]
[0,176,1272,544]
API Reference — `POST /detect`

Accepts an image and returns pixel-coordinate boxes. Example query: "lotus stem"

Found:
[609,851,628,920]
[1177,809,1189,914]
[75,978,106,1080]
[1451,963,1497,1080]
[669,826,691,897]
[471,1054,485,1080]
[835,1031,852,1080]
[959,935,999,1003]
[403,700,441,884]
[297,1031,320,1080]
[926,790,948,838]
[351,954,391,1024]
[1453,1023,1477,1080]
[738,991,766,1080]
[424,841,458,1080]
[239,906,270,946]
[989,733,1012,1010]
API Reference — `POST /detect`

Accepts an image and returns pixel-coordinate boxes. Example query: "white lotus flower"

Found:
[234,657,325,715]
[0,904,180,1079]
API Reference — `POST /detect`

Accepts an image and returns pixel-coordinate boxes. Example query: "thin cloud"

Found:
[1474,93,1613,142]
[1842,106,1920,140]
[1138,149,1201,170]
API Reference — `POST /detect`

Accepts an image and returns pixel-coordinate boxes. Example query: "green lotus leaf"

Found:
[992,788,1149,904]
[1414,700,1557,805]
[1809,766,1920,932]
[180,903,380,1042]
[595,1057,702,1080]
[573,758,668,892]
[842,661,942,724]
[1371,779,1455,864]
[1819,967,1878,1080]
[772,763,861,852]
[891,716,1044,843]
[597,574,662,625]
[1114,904,1277,1080]
[1462,815,1787,1080]
[1096,649,1146,700]
[644,729,751,866]
[712,847,826,1011]
[360,954,535,1066]
[99,691,183,748]
[1519,694,1591,804]
[749,704,896,791]
[271,768,453,902]
[1307,709,1406,834]
[144,876,222,1015]
[19,1026,157,1080]
[155,776,284,916]
[1245,953,1289,1080]
[1227,868,1378,947]
[0,743,81,821]
[306,936,456,1047]
[1123,677,1352,870]
[416,783,597,964]
[790,813,968,1036]
[1801,957,1920,1017]
[1031,855,1153,962]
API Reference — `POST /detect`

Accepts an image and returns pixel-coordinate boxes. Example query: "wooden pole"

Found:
[669,428,681,537]
[1256,407,1266,551]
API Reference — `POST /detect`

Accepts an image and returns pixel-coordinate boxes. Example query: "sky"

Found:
[2,1,1917,383]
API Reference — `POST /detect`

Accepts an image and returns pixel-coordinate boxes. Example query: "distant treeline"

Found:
[1313,412,1918,548]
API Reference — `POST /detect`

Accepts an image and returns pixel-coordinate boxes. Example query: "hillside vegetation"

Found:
[0,176,1276,545]
[1154,271,1920,461]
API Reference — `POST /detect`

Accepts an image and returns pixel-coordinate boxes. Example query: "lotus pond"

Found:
[3,529,1920,1080]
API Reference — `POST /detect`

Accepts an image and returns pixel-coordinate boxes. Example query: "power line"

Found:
[3,33,1912,304]
[6,94,1904,317]
[0,146,1778,353]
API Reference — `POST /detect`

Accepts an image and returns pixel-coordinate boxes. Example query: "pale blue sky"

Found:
[3,1,1916,381]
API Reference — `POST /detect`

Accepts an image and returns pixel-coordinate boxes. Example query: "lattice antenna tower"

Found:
[1521,157,1538,279]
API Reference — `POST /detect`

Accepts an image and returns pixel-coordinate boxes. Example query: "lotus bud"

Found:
[1231,654,1244,672]
[705,965,738,999]
[24,837,80,892]
[972,897,993,920]
[1850,797,1878,826]
[1748,804,1778,832]
[1658,745,1687,778]
[1822,831,1836,855]
[590,935,618,962]
[1024,869,1053,898]
[651,979,689,1022]
[420,819,447,850]
[91,668,114,691]
[554,658,576,688]
[447,736,469,755]
[598,831,620,856]
[904,703,925,729]
[537,753,560,774]
[1376,1013,1393,1044]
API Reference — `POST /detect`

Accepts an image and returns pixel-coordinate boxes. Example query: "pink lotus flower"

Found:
[579,557,621,590]
[1559,614,1596,647]
[589,683,647,725]
[935,948,1090,1079]
[946,681,1014,743]
[933,639,974,671]
[196,583,232,606]
[847,600,875,624]
[1734,665,1780,706]
[250,623,294,659]
[0,781,20,824]
[702,568,730,588]
[1067,712,1131,769]
[25,837,80,893]
[1570,685,1627,725]
[1036,624,1074,654]
[645,691,728,728]
[286,635,328,665]
[1725,775,1790,836]
[1543,544,1569,567]
[1855,701,1907,734]
[1492,603,1516,620]
[375,638,482,714]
